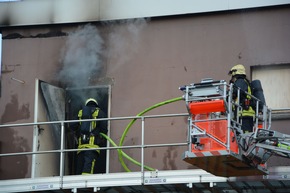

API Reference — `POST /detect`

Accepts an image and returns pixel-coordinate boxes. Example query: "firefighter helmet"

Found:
[85,98,98,106]
[228,64,246,76]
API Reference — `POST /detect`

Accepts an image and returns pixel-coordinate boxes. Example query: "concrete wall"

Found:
[1,5,290,179]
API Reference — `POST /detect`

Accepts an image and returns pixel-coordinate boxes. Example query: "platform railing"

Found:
[0,112,189,181]
[181,80,272,155]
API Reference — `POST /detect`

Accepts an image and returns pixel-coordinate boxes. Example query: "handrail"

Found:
[0,113,189,128]
[0,112,189,180]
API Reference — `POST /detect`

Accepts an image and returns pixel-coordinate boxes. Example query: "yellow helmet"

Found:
[85,98,98,106]
[228,64,246,76]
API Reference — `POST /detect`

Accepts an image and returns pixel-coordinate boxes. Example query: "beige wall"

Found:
[252,65,290,109]
[1,6,290,179]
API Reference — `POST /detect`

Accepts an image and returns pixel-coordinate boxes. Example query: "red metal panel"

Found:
[189,100,225,115]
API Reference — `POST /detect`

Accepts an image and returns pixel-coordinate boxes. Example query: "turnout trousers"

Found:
[76,150,99,175]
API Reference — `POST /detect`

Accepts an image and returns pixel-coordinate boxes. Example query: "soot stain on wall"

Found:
[163,146,177,170]
[1,94,30,123]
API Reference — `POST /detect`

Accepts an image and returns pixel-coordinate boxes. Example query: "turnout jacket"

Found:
[71,106,108,154]
[232,76,255,117]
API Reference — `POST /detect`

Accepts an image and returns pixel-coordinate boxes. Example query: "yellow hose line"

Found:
[118,96,183,172]
[100,133,155,171]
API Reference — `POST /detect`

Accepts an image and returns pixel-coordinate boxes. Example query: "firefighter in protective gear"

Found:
[72,98,108,175]
[228,64,255,133]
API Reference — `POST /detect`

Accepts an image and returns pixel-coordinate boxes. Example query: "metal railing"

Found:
[0,112,189,180]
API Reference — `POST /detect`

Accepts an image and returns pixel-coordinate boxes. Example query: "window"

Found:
[251,64,290,110]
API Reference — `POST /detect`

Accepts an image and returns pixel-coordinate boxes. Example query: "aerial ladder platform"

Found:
[180,78,290,177]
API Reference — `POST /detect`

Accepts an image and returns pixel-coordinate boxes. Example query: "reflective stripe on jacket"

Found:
[78,135,100,154]
[242,106,255,117]
[78,108,100,130]
[241,80,255,117]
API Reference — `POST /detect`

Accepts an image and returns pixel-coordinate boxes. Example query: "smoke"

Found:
[58,19,149,87]
[106,18,149,71]
[58,24,104,88]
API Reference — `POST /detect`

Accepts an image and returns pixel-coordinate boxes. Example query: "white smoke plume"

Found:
[58,24,104,88]
[106,18,149,72]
